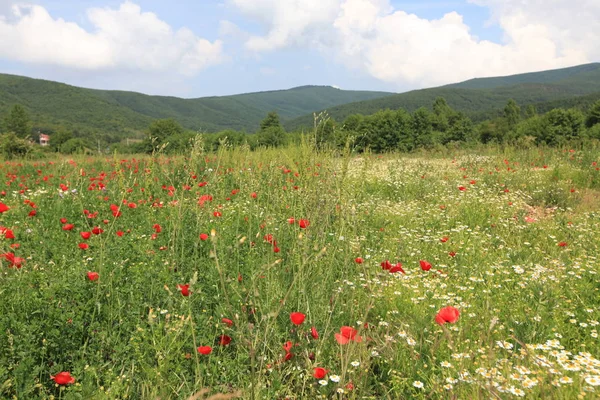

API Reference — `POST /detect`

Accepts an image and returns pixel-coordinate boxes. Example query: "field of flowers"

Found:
[0,142,599,399]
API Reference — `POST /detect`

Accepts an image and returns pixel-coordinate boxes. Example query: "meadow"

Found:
[0,140,599,399]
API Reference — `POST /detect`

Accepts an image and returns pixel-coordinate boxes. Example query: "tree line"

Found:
[2,98,600,157]
[132,97,600,154]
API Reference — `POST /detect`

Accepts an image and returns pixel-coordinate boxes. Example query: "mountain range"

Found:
[1,63,599,141]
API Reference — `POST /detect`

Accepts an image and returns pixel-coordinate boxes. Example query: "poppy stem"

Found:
[187,302,202,384]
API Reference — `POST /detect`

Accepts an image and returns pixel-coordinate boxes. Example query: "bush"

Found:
[60,138,88,154]
[0,132,33,159]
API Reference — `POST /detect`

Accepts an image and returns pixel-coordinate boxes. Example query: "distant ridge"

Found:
[2,63,600,142]
[0,74,393,139]
[286,63,600,130]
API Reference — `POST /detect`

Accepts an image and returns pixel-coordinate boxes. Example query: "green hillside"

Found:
[0,74,393,139]
[447,63,600,90]
[286,63,600,130]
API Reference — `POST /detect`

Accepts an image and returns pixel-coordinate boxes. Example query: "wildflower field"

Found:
[1,142,599,399]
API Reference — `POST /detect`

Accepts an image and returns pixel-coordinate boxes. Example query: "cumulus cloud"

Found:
[228,0,598,87]
[0,1,224,75]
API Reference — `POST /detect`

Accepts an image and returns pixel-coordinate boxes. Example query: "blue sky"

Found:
[0,0,597,97]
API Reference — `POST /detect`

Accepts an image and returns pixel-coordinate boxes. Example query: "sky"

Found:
[0,0,598,98]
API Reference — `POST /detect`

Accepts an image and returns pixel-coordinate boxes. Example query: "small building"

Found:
[39,134,50,146]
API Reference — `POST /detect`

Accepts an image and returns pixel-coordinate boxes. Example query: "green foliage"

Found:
[145,118,185,153]
[537,108,585,146]
[0,132,32,158]
[254,112,286,148]
[60,138,88,154]
[586,100,600,128]
[503,99,521,128]
[3,104,31,138]
[315,118,336,148]
[525,104,537,118]
[51,130,73,151]
[260,111,282,131]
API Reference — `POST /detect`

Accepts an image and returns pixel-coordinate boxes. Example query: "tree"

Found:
[3,104,31,138]
[0,132,32,159]
[443,112,473,144]
[256,112,285,148]
[504,99,521,129]
[537,108,585,146]
[60,138,88,154]
[51,130,74,152]
[260,111,282,132]
[411,107,434,149]
[145,119,184,153]
[525,104,537,119]
[586,100,600,128]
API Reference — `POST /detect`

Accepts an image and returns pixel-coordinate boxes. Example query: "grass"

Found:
[0,141,599,399]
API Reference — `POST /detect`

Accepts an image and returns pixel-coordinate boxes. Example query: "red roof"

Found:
[40,134,50,140]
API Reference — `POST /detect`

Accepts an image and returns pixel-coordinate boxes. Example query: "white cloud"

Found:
[228,0,598,87]
[0,1,224,75]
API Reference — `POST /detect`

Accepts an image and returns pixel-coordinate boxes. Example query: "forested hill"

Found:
[0,74,393,139]
[286,63,600,130]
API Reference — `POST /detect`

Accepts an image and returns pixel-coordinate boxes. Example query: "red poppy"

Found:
[92,227,104,235]
[334,326,362,344]
[1,252,24,268]
[389,263,405,274]
[557,241,568,247]
[28,210,36,217]
[62,224,75,231]
[420,260,432,271]
[251,192,257,199]
[213,211,222,218]
[116,230,124,237]
[263,234,275,244]
[290,312,306,326]
[80,231,91,240]
[448,251,456,257]
[218,335,232,346]
[153,224,162,233]
[0,227,15,239]
[199,233,209,241]
[458,186,466,191]
[282,341,293,353]
[381,260,392,270]
[435,306,460,325]
[197,346,212,355]
[313,367,327,379]
[60,218,68,224]
[87,272,99,281]
[440,236,449,243]
[287,217,295,224]
[0,203,9,213]
[51,371,75,385]
[354,257,363,264]
[311,326,319,339]
[178,284,190,297]
[221,318,233,327]
[298,219,310,229]
[78,243,89,250]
